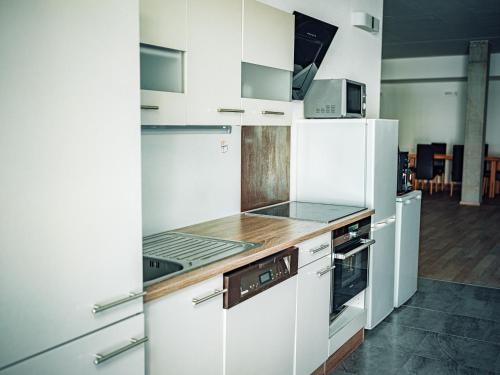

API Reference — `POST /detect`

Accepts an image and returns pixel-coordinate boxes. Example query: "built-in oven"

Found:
[330,217,374,319]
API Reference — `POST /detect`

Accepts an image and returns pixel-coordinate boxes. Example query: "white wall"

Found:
[261,0,384,118]
[141,128,241,235]
[381,53,500,155]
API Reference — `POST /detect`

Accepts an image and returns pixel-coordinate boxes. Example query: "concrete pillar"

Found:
[460,40,490,206]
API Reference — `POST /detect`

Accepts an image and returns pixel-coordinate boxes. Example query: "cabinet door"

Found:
[145,276,223,375]
[241,98,292,125]
[140,0,187,51]
[0,1,143,368]
[186,0,243,125]
[242,0,294,71]
[2,314,146,375]
[141,91,187,125]
[294,255,331,375]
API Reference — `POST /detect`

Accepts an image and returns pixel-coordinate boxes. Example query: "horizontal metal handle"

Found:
[334,239,375,260]
[141,105,159,110]
[261,110,285,115]
[317,265,335,277]
[192,288,227,306]
[92,291,146,315]
[310,243,330,255]
[94,336,148,365]
[217,108,245,113]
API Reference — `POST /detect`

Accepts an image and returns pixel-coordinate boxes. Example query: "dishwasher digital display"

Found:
[259,271,272,285]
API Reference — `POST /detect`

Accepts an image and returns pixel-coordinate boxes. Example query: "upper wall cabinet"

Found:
[186,0,243,125]
[140,0,187,51]
[140,0,187,125]
[241,0,294,126]
[242,0,294,71]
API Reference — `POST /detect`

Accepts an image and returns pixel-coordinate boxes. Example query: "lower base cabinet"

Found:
[294,254,332,375]
[145,276,223,375]
[2,314,145,375]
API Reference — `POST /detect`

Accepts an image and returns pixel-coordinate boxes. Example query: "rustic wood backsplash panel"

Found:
[241,126,290,211]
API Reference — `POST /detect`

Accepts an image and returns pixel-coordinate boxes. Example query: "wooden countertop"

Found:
[144,209,374,303]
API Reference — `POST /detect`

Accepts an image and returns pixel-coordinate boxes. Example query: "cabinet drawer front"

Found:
[141,90,186,125]
[3,314,146,375]
[241,98,292,126]
[297,233,332,268]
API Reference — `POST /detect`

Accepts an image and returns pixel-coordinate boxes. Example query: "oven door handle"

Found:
[334,239,375,260]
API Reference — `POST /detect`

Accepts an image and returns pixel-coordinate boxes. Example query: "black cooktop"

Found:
[248,201,366,223]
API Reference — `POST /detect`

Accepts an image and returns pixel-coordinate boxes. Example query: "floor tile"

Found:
[400,354,496,375]
[385,305,500,344]
[333,345,411,375]
[436,334,500,373]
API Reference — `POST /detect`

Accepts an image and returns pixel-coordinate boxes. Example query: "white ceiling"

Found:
[382,0,500,58]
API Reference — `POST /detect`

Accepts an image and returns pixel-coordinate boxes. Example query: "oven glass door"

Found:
[331,238,369,315]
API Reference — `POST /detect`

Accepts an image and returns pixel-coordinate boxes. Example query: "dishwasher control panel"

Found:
[223,247,298,309]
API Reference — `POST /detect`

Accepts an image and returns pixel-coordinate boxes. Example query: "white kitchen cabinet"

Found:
[1,314,146,375]
[186,0,243,125]
[0,0,143,369]
[294,254,332,375]
[141,90,187,125]
[140,0,187,51]
[140,0,187,125]
[297,232,331,268]
[242,0,294,71]
[241,0,294,125]
[241,98,292,126]
[145,276,224,375]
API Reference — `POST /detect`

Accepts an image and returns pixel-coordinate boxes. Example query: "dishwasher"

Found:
[223,247,298,375]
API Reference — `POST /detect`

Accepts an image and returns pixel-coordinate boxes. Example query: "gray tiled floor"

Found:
[331,278,500,374]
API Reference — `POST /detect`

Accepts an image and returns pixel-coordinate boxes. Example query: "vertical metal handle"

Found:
[192,288,227,306]
[309,243,330,254]
[94,337,148,365]
[141,105,159,110]
[92,291,146,315]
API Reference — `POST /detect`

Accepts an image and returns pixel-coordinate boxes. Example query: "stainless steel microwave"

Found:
[304,79,366,118]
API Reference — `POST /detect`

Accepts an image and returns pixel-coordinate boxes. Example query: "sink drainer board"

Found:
[143,232,261,286]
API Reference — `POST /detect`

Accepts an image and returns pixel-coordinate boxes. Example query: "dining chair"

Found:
[449,145,464,197]
[482,144,490,196]
[431,142,447,192]
[416,144,435,194]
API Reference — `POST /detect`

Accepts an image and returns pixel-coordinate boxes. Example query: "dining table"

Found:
[408,153,500,198]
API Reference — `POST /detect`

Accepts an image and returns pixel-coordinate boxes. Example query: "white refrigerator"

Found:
[394,190,422,307]
[294,118,399,330]
[0,1,145,373]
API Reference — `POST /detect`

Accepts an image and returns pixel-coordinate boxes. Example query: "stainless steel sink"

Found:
[143,231,261,286]
[143,257,183,283]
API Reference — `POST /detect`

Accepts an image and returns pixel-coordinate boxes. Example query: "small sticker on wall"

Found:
[221,140,229,153]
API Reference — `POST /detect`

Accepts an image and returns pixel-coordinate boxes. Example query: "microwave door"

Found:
[346,82,362,117]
